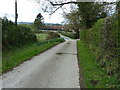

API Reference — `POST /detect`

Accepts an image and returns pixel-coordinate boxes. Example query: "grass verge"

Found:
[2,38,65,73]
[60,31,76,39]
[77,40,119,88]
[35,33,48,41]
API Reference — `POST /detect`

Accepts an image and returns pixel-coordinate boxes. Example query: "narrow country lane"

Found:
[2,35,80,88]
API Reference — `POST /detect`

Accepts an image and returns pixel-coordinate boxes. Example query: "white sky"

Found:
[0,0,117,23]
[0,0,75,24]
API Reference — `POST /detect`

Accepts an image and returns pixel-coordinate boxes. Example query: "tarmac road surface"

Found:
[2,35,80,88]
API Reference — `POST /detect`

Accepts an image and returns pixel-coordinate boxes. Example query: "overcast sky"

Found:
[0,0,117,24]
[0,0,76,24]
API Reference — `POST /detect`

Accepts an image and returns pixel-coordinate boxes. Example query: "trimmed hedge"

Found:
[80,15,119,88]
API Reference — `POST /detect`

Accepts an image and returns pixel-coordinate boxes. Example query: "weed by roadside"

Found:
[2,38,65,73]
[77,40,119,88]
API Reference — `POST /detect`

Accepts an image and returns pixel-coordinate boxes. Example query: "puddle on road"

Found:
[56,52,77,56]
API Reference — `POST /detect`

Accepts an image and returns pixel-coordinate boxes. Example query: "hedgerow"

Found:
[2,18,37,51]
[80,14,119,88]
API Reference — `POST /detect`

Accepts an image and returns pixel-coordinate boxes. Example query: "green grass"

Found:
[18,24,34,30]
[77,40,119,88]
[35,33,48,41]
[2,38,65,73]
[60,31,77,39]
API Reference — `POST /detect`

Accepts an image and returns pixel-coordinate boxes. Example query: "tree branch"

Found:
[50,1,77,6]
[48,1,115,15]
[48,1,77,15]
[49,5,63,15]
[49,1,115,6]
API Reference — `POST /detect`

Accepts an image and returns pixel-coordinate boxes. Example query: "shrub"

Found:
[99,15,119,76]
[46,32,60,40]
[34,30,43,33]
[80,29,87,42]
[2,37,65,73]
[2,18,37,51]
[80,15,119,88]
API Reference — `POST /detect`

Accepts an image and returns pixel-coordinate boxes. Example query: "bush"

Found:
[2,18,37,51]
[34,30,43,33]
[80,15,119,88]
[80,29,87,42]
[80,18,104,46]
[46,32,60,40]
[2,37,65,73]
[99,15,119,76]
[77,40,119,88]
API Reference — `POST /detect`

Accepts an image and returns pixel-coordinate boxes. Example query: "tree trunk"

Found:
[75,30,79,39]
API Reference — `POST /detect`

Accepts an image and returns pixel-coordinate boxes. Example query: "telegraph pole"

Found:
[15,0,18,25]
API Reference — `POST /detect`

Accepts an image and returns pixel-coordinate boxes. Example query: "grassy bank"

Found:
[35,33,48,41]
[60,31,77,39]
[77,40,119,88]
[2,38,65,73]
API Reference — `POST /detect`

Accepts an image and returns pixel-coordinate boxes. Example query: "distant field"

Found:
[35,34,48,41]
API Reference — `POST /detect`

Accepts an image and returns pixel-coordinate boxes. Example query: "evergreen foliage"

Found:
[80,15,119,88]
[2,18,37,51]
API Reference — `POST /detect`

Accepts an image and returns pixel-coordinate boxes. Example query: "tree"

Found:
[48,1,114,28]
[34,13,44,31]
[35,0,115,30]
[63,2,109,38]
[77,2,107,28]
[65,10,81,38]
